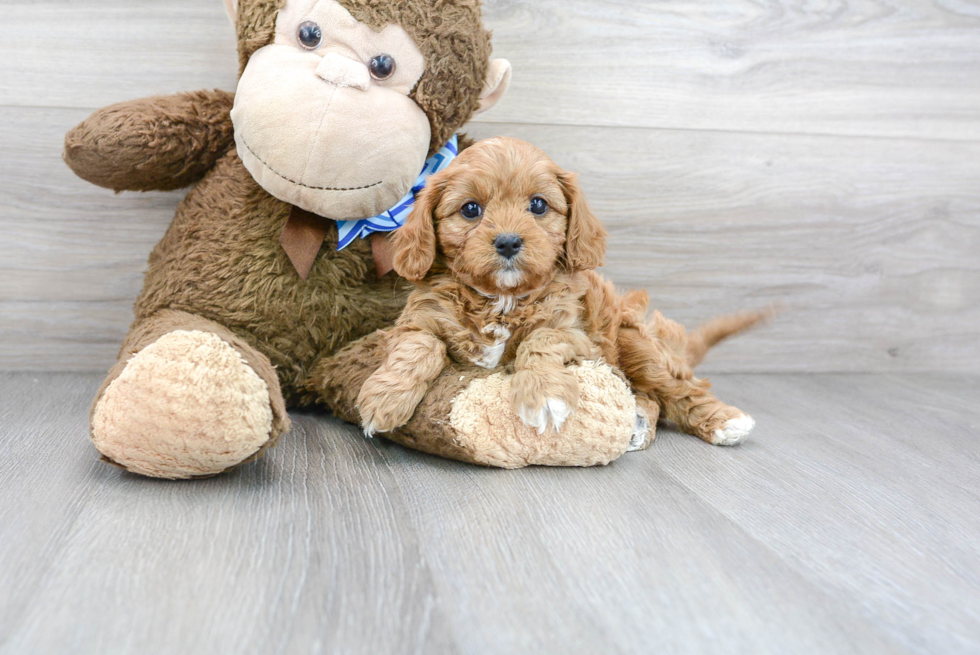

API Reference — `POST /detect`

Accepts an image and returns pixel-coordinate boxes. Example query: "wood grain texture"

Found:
[480,0,980,140]
[0,3,239,109]
[0,0,978,373]
[3,1,980,140]
[1,372,978,654]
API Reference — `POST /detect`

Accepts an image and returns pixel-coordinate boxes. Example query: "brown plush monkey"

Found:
[64,0,640,479]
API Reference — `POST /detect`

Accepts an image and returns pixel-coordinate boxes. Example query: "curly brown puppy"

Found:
[357,137,764,447]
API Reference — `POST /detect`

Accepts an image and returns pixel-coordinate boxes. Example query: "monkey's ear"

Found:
[392,180,442,281]
[559,171,607,271]
[474,59,512,115]
[223,0,238,25]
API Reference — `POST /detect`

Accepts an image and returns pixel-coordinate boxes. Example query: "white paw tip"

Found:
[518,398,571,434]
[517,405,548,434]
[545,398,570,432]
[712,414,755,446]
[628,412,652,452]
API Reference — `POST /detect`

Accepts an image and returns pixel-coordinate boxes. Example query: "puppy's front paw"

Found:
[510,369,579,434]
[357,378,420,438]
[517,397,573,434]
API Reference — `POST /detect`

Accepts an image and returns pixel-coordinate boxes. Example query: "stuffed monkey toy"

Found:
[63,0,640,479]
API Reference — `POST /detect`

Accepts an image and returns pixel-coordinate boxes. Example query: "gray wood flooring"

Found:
[1,372,978,654]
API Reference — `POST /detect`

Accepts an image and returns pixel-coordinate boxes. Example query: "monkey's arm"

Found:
[63,90,236,192]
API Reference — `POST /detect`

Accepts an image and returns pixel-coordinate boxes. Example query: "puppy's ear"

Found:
[392,179,441,280]
[559,171,607,271]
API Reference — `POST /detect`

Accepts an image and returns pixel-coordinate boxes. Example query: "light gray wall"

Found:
[1,0,977,373]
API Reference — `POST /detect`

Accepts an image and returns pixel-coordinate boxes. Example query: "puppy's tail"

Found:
[686,307,775,368]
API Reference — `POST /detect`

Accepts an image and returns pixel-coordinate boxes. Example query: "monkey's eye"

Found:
[297,22,323,50]
[529,197,549,216]
[369,54,396,80]
[460,202,483,220]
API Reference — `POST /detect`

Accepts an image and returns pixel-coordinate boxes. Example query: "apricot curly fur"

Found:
[362,138,766,443]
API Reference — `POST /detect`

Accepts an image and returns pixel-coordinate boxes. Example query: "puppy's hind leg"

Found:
[657,378,754,446]
[628,392,659,452]
[617,325,754,446]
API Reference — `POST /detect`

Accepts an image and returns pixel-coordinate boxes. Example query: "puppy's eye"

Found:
[460,202,483,220]
[297,22,323,50]
[529,197,549,216]
[369,54,396,80]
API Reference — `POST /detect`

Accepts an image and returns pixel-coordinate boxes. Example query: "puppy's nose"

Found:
[494,233,523,259]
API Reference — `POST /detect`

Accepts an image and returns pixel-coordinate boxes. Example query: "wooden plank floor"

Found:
[1,372,977,654]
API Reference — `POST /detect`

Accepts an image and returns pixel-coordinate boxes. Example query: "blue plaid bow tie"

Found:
[335,135,459,250]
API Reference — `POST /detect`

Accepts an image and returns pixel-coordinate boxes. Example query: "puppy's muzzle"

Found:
[494,233,523,260]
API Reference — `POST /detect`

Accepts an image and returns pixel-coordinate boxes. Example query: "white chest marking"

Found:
[492,295,518,315]
[473,324,512,369]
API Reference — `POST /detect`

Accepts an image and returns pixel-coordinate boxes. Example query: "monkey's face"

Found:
[231,0,432,220]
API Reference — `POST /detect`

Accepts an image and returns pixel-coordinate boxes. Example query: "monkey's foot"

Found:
[92,330,276,479]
